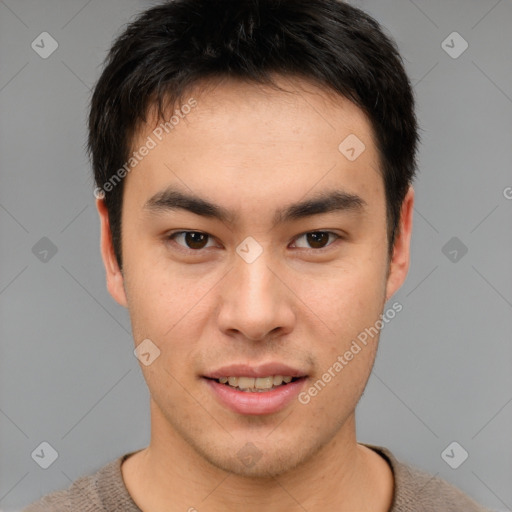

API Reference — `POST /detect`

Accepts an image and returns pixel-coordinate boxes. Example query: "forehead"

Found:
[145,75,375,146]
[124,75,383,220]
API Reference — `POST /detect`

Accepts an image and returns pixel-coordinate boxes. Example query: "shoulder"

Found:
[362,444,491,512]
[22,452,141,512]
[22,489,71,512]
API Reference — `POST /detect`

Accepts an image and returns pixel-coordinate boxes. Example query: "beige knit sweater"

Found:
[23,444,490,511]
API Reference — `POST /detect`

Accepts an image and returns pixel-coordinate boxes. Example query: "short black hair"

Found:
[88,0,419,269]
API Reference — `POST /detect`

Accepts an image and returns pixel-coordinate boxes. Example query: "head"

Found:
[90,0,418,478]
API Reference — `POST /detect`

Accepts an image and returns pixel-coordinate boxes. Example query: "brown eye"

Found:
[168,231,214,250]
[306,232,330,249]
[293,231,340,250]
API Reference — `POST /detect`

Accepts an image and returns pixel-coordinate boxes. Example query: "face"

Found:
[98,75,413,478]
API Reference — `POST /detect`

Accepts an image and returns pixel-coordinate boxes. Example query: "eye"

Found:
[166,231,218,251]
[165,230,342,253]
[291,231,341,250]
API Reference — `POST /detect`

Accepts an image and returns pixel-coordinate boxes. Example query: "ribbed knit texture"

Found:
[23,444,490,511]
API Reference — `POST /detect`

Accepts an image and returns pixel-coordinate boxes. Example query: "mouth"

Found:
[204,375,305,392]
[202,364,308,415]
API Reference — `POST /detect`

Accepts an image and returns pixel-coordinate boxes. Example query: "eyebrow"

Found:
[143,186,366,227]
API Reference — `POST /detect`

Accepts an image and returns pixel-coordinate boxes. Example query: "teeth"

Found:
[238,377,255,389]
[255,376,274,389]
[216,375,296,391]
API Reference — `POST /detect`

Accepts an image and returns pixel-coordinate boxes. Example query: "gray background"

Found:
[0,0,511,510]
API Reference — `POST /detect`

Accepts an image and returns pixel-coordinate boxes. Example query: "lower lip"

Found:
[204,378,307,415]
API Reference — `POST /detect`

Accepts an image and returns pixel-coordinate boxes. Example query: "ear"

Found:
[385,186,414,302]
[96,197,128,308]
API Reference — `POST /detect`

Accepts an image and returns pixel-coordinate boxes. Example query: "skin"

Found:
[97,75,414,511]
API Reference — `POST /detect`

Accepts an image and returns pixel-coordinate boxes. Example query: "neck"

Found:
[122,400,394,512]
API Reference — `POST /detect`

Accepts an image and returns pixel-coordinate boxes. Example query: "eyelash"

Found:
[165,230,343,254]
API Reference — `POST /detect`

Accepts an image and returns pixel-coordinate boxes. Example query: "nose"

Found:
[216,248,296,342]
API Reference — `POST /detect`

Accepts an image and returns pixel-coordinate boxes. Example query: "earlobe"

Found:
[385,186,414,302]
[96,198,128,308]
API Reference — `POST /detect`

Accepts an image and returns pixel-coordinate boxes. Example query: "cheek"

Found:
[127,275,202,340]
[299,280,383,414]
[296,254,387,336]
[126,273,205,398]
[293,255,387,399]
[124,255,221,373]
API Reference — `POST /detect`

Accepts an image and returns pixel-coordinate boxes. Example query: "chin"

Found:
[188,427,332,480]
[199,444,308,479]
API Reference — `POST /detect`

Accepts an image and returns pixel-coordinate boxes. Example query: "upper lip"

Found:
[204,363,307,379]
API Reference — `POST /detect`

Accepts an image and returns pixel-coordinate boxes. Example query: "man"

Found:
[24,0,489,510]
